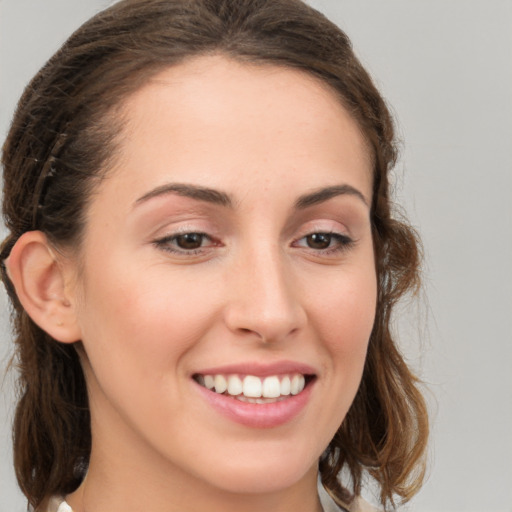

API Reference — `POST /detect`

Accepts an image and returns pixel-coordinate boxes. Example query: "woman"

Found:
[1,1,428,511]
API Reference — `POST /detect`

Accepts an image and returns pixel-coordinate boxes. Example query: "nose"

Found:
[223,246,307,343]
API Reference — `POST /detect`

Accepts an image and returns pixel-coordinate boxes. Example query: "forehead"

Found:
[106,55,372,203]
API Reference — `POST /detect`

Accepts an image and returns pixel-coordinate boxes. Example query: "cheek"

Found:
[78,267,218,366]
[74,266,224,435]
[310,265,377,370]
[298,263,377,445]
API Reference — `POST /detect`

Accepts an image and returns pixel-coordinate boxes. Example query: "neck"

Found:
[67,460,322,512]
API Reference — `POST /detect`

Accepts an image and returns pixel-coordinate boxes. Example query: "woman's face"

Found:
[70,56,377,495]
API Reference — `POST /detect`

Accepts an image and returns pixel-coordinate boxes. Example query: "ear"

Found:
[5,231,82,343]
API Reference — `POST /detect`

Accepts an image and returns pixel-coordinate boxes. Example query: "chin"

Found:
[193,444,320,495]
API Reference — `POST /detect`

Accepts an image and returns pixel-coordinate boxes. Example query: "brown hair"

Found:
[1,0,428,509]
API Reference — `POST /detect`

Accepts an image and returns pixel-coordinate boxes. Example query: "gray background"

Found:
[1,1,511,511]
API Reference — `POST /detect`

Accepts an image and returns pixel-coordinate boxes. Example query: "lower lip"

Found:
[194,380,314,429]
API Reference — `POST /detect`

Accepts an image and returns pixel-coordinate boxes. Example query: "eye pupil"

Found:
[307,233,331,249]
[176,233,203,249]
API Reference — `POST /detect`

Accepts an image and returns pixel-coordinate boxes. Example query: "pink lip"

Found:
[194,382,314,429]
[193,360,317,377]
[192,361,317,429]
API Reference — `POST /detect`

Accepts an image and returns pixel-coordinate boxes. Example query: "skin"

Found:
[61,55,377,512]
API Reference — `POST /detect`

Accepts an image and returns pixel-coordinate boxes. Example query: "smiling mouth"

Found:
[193,373,315,404]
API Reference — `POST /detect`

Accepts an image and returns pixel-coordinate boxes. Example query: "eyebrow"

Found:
[294,184,369,209]
[134,182,368,210]
[135,183,233,208]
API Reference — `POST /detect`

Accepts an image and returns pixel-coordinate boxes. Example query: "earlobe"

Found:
[6,231,82,343]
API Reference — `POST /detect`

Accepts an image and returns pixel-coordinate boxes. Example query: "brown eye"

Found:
[306,233,332,249]
[153,231,218,256]
[175,233,205,250]
[294,232,353,255]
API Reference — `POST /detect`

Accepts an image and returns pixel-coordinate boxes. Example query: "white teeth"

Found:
[236,395,287,404]
[290,374,305,395]
[280,376,291,396]
[204,375,215,390]
[262,376,281,398]
[243,375,262,398]
[199,373,308,399]
[214,375,227,394]
[227,375,243,396]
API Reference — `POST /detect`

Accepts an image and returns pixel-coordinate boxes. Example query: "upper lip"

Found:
[193,360,317,377]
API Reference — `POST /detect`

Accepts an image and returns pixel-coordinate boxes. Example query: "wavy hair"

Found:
[1,0,428,509]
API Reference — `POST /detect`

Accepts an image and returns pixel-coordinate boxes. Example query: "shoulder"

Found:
[318,483,381,512]
[43,497,73,512]
[347,496,381,512]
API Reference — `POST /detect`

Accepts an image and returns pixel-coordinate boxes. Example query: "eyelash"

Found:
[153,232,216,255]
[153,230,354,258]
[293,232,354,255]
